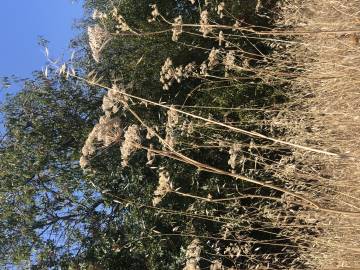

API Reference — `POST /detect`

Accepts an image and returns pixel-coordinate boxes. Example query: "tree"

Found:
[0,70,116,268]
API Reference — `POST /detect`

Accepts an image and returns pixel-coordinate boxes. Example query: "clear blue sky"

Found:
[0,0,83,131]
[0,0,83,79]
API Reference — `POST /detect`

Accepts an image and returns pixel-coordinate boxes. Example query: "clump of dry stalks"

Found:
[76,0,360,268]
[270,0,360,268]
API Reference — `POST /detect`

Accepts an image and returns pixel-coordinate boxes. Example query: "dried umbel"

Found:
[208,48,220,69]
[160,58,195,90]
[167,106,179,128]
[112,7,131,33]
[120,124,141,167]
[165,128,176,149]
[81,126,98,160]
[200,62,208,75]
[183,63,196,77]
[80,116,123,169]
[92,9,107,20]
[88,24,110,63]
[152,170,173,206]
[160,58,174,90]
[97,116,123,147]
[146,127,156,140]
[148,4,160,22]
[224,243,242,259]
[164,106,179,148]
[180,120,194,136]
[232,20,241,31]
[172,16,183,41]
[224,50,236,72]
[102,84,129,116]
[218,31,225,46]
[228,144,241,170]
[146,144,155,165]
[200,10,212,37]
[183,238,202,270]
[217,2,225,19]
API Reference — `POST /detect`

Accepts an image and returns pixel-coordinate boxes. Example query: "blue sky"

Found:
[0,0,83,131]
[0,0,83,79]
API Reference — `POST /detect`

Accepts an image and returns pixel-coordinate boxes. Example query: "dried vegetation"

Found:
[75,0,360,268]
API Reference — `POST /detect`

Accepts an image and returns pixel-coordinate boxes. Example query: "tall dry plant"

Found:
[70,0,360,268]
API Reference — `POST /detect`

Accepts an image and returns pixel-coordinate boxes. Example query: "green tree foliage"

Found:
[0,71,100,266]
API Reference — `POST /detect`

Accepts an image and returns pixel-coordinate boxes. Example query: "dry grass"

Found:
[272,0,360,268]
